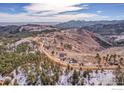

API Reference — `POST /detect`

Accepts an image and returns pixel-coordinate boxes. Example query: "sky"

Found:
[0,2,124,22]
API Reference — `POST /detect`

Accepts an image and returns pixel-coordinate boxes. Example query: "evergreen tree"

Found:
[71,70,79,85]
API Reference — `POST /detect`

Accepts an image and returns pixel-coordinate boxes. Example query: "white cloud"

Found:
[0,12,110,22]
[96,10,103,14]
[24,3,88,16]
[0,3,110,22]
[0,13,37,22]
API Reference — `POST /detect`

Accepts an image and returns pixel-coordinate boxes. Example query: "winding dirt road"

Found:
[26,37,123,70]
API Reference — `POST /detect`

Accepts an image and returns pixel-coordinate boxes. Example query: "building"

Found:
[59,52,67,61]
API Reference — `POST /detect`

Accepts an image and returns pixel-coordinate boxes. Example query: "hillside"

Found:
[0,24,57,34]
[81,23,124,46]
[0,23,124,85]
[82,23,124,35]
[42,28,111,53]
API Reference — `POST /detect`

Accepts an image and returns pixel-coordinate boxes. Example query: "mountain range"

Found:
[0,20,124,47]
[55,20,124,29]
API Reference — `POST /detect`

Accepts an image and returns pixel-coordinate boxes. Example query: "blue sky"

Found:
[0,3,124,22]
[0,3,29,14]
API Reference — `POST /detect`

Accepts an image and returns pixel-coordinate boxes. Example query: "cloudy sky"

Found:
[0,2,124,22]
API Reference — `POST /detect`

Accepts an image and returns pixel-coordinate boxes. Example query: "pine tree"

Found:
[119,58,124,65]
[71,70,79,85]
[95,53,101,65]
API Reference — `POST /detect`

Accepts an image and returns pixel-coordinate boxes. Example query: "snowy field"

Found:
[0,67,116,85]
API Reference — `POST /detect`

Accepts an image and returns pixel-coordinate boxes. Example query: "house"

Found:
[59,52,67,60]
[69,58,77,63]
[108,60,118,65]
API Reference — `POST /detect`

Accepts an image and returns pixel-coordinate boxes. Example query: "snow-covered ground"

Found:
[0,67,117,85]
[115,35,124,41]
[109,35,124,41]
[0,61,117,86]
[0,75,5,81]
[85,70,116,85]
[57,70,116,85]
[11,67,27,85]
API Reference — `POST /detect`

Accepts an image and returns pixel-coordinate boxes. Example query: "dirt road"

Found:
[26,37,123,70]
